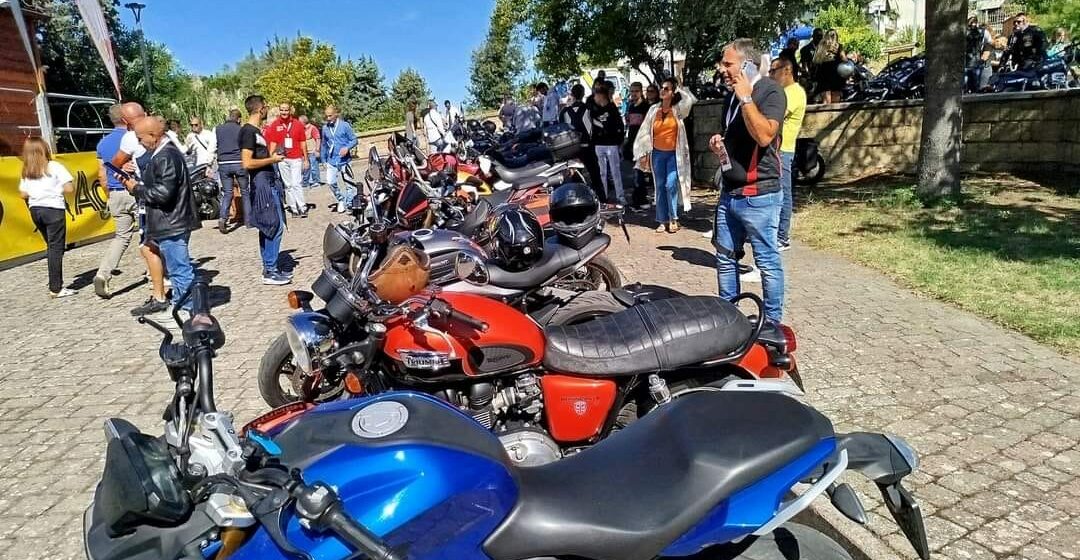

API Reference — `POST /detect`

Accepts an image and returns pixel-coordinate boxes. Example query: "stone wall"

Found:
[689,89,1080,184]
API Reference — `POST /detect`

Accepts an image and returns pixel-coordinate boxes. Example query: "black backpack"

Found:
[560,103,591,143]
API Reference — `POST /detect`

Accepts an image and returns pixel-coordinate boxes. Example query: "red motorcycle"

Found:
[265,240,801,466]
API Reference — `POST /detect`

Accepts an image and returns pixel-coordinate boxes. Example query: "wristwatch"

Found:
[739,95,754,106]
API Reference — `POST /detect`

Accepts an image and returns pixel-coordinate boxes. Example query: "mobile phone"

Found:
[103,161,132,182]
[741,60,760,82]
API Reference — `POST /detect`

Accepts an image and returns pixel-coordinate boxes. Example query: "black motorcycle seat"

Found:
[483,391,835,560]
[543,296,752,376]
[492,160,550,182]
[486,234,610,290]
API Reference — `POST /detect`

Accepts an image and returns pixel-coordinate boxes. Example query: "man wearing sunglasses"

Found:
[768,57,805,252]
[184,117,216,169]
[1002,12,1047,71]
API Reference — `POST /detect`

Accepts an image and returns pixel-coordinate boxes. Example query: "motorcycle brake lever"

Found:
[249,489,313,560]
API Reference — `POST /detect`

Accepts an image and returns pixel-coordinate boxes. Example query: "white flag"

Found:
[74,0,122,99]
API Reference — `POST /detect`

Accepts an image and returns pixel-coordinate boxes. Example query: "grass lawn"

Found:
[794,175,1080,355]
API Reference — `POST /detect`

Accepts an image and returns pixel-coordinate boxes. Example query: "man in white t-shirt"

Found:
[424,100,449,153]
[184,117,216,167]
[111,102,169,315]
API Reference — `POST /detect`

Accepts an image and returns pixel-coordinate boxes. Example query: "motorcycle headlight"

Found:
[199,183,217,195]
[284,312,335,373]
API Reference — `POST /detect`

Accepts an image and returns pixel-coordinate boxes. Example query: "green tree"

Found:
[468,0,527,109]
[813,0,886,60]
[389,67,432,107]
[254,37,351,116]
[339,57,393,129]
[524,0,813,86]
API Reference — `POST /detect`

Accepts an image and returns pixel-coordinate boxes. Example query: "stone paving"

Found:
[0,186,1076,559]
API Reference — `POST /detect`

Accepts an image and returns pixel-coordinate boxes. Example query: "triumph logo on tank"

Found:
[573,400,588,416]
[400,351,451,370]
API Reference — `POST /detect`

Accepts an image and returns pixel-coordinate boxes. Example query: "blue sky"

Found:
[118,0,511,104]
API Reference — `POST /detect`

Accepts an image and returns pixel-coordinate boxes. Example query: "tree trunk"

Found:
[915,0,967,202]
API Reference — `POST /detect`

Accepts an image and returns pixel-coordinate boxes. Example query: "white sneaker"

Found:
[739,267,762,283]
[701,230,713,239]
[49,288,77,299]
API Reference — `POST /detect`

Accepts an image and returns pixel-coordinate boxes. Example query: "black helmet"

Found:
[485,206,544,272]
[482,120,498,135]
[549,183,600,249]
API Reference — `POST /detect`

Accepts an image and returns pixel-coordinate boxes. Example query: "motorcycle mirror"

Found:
[368,146,380,165]
[455,252,489,286]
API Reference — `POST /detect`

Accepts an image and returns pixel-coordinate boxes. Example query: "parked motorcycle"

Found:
[258,227,805,465]
[990,49,1076,92]
[845,55,926,102]
[794,138,827,185]
[186,157,221,221]
[84,279,931,560]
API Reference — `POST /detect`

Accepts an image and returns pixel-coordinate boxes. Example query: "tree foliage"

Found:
[813,0,886,60]
[389,68,432,107]
[254,37,351,117]
[523,0,813,86]
[1024,0,1080,35]
[468,0,527,109]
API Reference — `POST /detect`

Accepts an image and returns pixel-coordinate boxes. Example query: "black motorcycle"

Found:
[186,157,221,221]
[846,55,926,102]
[991,47,1077,92]
[793,138,827,185]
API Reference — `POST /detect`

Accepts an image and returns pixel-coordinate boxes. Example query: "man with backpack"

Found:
[967,17,994,91]
[560,84,604,201]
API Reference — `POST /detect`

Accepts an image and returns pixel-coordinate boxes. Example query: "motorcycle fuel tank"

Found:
[395,229,486,285]
[384,292,544,380]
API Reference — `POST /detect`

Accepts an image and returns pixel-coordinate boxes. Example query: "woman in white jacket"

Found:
[633,77,696,233]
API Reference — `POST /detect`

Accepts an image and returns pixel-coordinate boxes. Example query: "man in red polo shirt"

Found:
[265,102,310,217]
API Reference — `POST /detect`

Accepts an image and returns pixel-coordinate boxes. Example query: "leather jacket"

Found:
[134,142,201,240]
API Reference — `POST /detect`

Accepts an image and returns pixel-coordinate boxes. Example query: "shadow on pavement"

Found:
[657,245,715,269]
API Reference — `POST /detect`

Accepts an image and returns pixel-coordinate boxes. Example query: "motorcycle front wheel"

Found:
[794,154,826,186]
[552,255,624,292]
[258,333,344,407]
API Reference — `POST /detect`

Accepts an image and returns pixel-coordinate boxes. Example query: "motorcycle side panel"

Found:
[736,344,785,380]
[235,392,517,560]
[661,439,836,556]
[384,292,545,378]
[540,375,617,442]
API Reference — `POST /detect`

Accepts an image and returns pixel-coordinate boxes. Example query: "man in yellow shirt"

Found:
[769,57,806,251]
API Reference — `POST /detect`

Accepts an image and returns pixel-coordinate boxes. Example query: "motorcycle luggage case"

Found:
[543,124,582,162]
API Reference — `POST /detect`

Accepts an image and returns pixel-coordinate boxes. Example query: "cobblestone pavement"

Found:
[0,186,1076,559]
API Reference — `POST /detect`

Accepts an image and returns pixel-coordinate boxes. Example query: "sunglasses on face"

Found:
[661,86,673,91]
[190,123,200,126]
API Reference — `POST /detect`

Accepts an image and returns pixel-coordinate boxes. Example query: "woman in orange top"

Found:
[632,77,696,233]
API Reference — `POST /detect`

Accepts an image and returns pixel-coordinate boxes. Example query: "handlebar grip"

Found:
[449,307,489,332]
[325,506,404,560]
[190,281,211,316]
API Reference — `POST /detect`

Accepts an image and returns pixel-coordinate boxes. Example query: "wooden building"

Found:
[0,1,46,157]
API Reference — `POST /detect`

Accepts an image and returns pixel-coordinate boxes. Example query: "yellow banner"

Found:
[0,152,115,265]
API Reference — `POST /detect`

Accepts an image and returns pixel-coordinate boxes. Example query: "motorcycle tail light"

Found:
[780,324,797,353]
[287,291,302,309]
[242,401,315,436]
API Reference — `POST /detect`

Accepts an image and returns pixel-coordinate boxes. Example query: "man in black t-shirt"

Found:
[239,94,290,285]
[708,39,787,326]
[624,81,653,209]
[799,29,823,88]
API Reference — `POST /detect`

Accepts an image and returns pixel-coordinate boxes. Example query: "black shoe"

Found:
[306,203,317,210]
[218,220,228,234]
[130,297,169,316]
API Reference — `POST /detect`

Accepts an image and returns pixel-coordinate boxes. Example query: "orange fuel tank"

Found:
[383,292,545,380]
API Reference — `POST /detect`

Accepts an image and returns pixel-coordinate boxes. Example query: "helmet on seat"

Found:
[548,182,600,249]
[482,120,498,135]
[484,206,544,272]
[368,244,431,304]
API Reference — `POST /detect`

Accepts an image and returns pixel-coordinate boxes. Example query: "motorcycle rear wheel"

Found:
[258,333,343,407]
[552,255,624,292]
[794,154,826,186]
[545,291,625,326]
[686,523,852,560]
[197,197,220,221]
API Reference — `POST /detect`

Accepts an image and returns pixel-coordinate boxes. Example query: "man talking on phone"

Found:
[709,38,788,329]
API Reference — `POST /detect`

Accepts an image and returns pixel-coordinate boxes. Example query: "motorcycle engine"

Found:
[499,427,561,466]
[439,375,545,431]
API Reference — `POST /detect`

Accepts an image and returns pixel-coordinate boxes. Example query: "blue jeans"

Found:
[259,186,285,274]
[157,232,194,310]
[714,190,785,323]
[651,149,679,224]
[779,151,794,244]
[305,154,320,186]
[325,163,357,208]
[218,162,251,225]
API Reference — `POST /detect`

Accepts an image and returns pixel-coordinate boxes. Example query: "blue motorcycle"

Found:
[84,280,930,560]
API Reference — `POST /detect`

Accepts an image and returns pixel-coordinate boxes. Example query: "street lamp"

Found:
[124,2,152,99]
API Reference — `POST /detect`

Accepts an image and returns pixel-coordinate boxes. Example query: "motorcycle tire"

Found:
[545,290,625,326]
[690,523,852,560]
[585,255,624,290]
[794,154,826,186]
[198,197,220,222]
[258,333,343,407]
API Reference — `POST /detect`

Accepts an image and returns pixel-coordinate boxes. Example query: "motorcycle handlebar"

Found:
[190,280,211,317]
[430,299,489,332]
[324,507,404,560]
